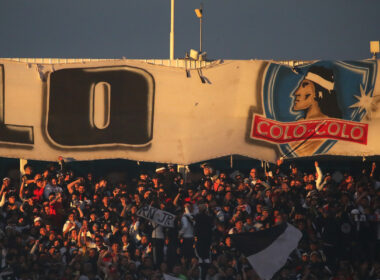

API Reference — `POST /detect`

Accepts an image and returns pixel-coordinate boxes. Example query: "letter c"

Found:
[257,121,269,136]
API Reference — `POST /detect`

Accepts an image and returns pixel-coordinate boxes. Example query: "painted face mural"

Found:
[251,61,377,157]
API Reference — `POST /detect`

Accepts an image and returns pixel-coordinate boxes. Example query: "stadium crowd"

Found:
[0,157,380,280]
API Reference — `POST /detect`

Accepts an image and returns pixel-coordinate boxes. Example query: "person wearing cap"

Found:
[33,216,43,228]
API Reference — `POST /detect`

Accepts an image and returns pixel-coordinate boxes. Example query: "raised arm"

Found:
[0,191,6,207]
[19,177,27,201]
[0,182,7,198]
[370,162,376,178]
[76,205,84,218]
[67,178,81,194]
[173,191,181,207]
[315,161,323,191]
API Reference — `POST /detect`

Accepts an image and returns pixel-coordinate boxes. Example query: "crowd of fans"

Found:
[0,157,380,280]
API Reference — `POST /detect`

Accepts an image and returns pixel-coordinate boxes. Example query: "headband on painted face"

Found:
[304,72,334,91]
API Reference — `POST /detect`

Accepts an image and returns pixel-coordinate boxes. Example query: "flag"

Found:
[231,223,302,280]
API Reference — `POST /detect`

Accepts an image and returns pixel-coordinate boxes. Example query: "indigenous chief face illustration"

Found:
[288,66,344,156]
[292,66,342,119]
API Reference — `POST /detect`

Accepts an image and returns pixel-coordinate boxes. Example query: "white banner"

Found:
[136,205,175,228]
[0,59,379,163]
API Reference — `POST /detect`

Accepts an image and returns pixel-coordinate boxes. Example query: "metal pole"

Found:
[199,3,203,53]
[200,17,202,53]
[170,0,175,60]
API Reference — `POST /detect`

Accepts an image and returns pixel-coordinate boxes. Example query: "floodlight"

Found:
[194,8,203,18]
[190,49,199,60]
[370,41,379,58]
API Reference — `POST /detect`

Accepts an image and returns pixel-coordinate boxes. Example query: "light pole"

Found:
[170,0,175,60]
[194,4,203,53]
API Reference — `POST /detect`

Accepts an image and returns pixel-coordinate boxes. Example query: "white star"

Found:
[349,85,377,119]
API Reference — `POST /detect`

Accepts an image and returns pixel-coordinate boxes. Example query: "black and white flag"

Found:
[231,223,302,280]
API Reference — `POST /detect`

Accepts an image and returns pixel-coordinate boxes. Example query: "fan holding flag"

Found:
[230,222,302,280]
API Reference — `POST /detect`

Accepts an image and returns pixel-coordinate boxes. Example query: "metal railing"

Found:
[1,57,311,69]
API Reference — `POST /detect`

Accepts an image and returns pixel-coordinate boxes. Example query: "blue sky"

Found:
[0,0,379,60]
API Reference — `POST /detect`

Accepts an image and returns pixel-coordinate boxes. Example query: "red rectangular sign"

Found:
[251,115,368,145]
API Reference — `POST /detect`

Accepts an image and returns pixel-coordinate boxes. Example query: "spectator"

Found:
[0,157,378,279]
[179,203,195,262]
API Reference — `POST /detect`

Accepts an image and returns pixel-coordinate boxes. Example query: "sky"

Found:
[0,0,379,61]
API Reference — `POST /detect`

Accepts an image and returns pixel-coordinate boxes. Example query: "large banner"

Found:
[0,58,378,163]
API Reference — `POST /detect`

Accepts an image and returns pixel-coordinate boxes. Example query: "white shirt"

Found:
[179,214,194,238]
[129,220,142,243]
[62,219,81,233]
[43,184,63,199]
[151,222,165,239]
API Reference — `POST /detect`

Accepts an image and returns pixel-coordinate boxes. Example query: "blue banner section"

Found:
[262,60,377,157]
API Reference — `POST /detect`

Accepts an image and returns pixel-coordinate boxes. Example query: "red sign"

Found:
[251,115,368,145]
